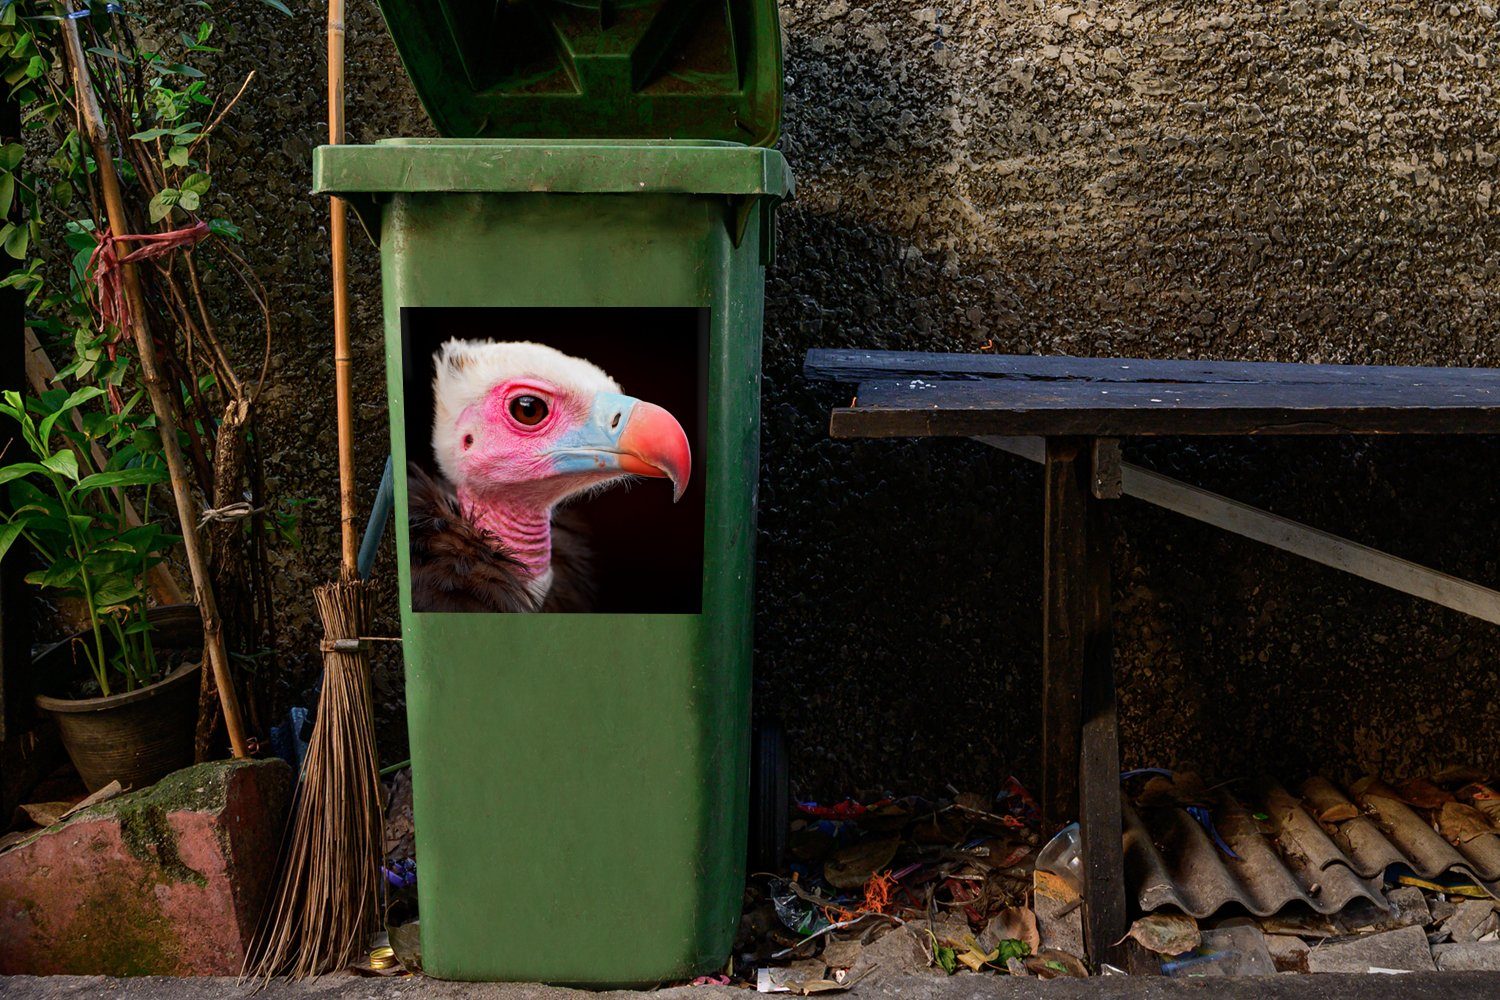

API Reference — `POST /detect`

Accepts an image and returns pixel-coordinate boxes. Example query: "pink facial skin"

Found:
[449,378,691,582]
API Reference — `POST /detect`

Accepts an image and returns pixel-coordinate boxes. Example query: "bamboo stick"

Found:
[328,0,357,577]
[60,8,248,759]
[23,329,187,607]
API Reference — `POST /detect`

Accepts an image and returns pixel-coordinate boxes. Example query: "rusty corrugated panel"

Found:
[1125,777,1500,920]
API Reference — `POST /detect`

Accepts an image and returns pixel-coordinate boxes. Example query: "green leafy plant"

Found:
[0,1,291,744]
[0,386,179,695]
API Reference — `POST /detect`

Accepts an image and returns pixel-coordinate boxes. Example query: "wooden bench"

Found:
[804,348,1500,966]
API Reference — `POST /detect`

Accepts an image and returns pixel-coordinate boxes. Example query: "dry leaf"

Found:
[986,906,1040,955]
[1025,949,1088,978]
[60,780,124,820]
[18,802,70,828]
[1396,778,1454,811]
[1438,802,1497,845]
[825,837,899,889]
[1316,802,1359,823]
[1122,913,1200,956]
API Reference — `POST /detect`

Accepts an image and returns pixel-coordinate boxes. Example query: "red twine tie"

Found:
[87,220,211,409]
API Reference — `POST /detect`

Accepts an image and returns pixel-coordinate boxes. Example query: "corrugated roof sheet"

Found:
[1125,777,1500,920]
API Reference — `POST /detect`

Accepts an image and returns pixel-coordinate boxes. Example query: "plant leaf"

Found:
[41,450,79,481]
[0,519,24,562]
[76,467,167,492]
[0,462,52,486]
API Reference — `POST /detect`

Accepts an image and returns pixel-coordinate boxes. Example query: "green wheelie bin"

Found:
[312,0,791,986]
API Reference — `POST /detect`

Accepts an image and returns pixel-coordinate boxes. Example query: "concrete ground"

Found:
[3,974,1500,1000]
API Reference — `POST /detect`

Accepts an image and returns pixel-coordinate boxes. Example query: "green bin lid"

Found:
[373,0,784,146]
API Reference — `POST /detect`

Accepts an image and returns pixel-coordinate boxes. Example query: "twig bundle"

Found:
[245,579,382,978]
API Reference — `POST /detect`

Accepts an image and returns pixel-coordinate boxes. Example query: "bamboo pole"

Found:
[61,8,248,758]
[328,0,357,576]
[24,329,188,607]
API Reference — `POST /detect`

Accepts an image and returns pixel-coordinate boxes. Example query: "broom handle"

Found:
[61,9,249,759]
[329,0,358,577]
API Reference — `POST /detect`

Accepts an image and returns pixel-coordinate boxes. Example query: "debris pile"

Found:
[735,780,1093,990]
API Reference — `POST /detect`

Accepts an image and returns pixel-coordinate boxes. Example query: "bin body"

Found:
[315,139,788,984]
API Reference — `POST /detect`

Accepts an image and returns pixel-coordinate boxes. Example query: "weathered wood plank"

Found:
[831,377,1500,437]
[1079,493,1127,966]
[976,437,1500,627]
[806,348,1500,391]
[1042,439,1087,832]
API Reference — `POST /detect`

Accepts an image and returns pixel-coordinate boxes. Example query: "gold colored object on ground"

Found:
[369,946,397,970]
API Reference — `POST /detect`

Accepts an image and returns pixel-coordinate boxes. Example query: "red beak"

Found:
[617,401,692,502]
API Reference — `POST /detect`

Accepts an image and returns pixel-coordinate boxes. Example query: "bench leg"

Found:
[1079,494,1127,966]
[1042,437,1127,968]
[1041,438,1086,831]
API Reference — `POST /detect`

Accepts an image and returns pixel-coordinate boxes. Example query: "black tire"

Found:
[748,719,788,873]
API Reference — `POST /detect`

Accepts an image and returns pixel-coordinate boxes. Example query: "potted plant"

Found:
[0,385,198,791]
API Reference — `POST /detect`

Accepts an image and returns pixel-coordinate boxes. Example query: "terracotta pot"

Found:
[33,604,203,792]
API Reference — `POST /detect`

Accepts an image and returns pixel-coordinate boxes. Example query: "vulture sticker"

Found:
[402,307,708,615]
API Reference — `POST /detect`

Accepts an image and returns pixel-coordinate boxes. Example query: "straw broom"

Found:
[245,0,383,977]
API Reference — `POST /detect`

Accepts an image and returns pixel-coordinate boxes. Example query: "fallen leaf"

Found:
[825,837,899,889]
[18,802,70,828]
[1396,778,1454,811]
[1122,913,1200,956]
[980,906,1039,955]
[60,780,124,820]
[1315,802,1360,823]
[1439,802,1497,845]
[1459,784,1500,824]
[1004,955,1029,976]
[1025,949,1088,978]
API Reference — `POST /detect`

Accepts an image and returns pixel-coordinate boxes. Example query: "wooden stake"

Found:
[328,0,358,577]
[61,9,248,758]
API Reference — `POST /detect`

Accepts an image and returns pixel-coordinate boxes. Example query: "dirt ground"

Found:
[166,1,1500,794]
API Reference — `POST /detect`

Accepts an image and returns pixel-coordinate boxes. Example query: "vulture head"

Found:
[430,338,691,598]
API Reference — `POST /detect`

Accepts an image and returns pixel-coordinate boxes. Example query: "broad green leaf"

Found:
[0,519,24,562]
[0,142,21,171]
[26,557,80,588]
[178,189,200,212]
[181,171,210,196]
[41,450,79,481]
[148,188,178,223]
[166,145,190,168]
[37,385,105,443]
[0,462,51,486]
[0,172,12,217]
[2,219,26,258]
[208,218,241,241]
[76,467,167,492]
[91,579,141,608]
[129,127,175,141]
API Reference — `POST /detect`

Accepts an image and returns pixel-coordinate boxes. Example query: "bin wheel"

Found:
[748,720,788,873]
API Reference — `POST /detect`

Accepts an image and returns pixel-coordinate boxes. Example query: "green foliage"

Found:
[0,386,178,696]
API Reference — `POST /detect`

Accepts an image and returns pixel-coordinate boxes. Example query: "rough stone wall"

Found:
[196,1,1499,795]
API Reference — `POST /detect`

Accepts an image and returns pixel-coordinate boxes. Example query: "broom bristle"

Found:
[245,579,382,980]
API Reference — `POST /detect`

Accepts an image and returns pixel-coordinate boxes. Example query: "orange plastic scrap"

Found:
[824,870,899,925]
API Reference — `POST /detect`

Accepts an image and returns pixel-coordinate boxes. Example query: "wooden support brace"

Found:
[977,435,1500,627]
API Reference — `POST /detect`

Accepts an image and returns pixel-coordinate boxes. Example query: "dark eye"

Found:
[509,395,548,426]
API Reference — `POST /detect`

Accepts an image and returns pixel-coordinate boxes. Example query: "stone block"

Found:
[0,758,290,975]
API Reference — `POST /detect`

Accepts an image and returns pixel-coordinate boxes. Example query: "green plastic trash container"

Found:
[312,0,791,986]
